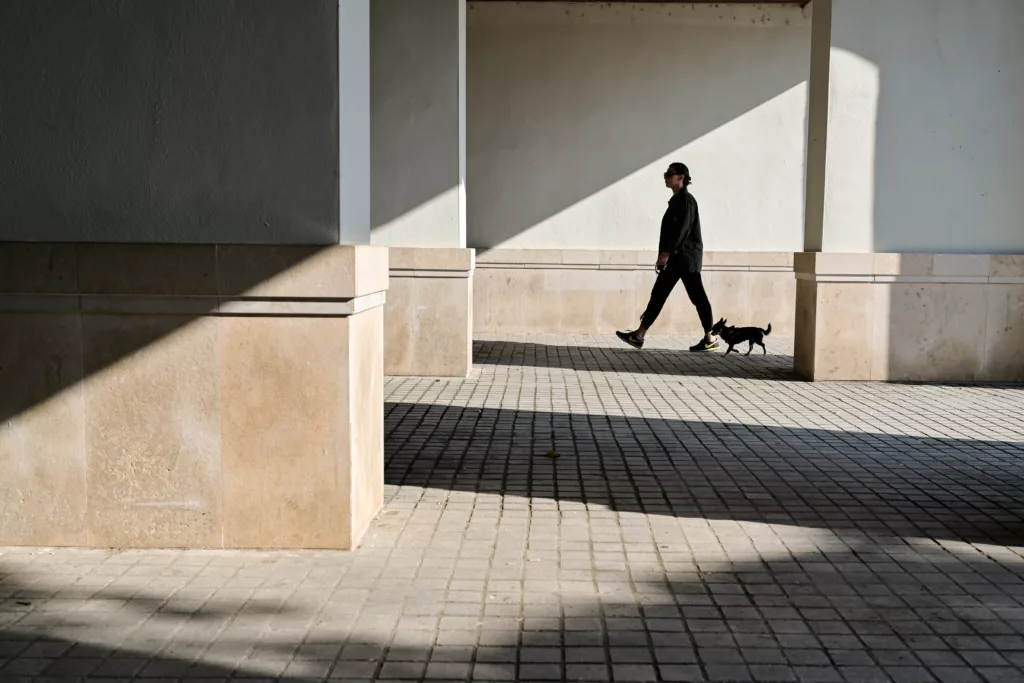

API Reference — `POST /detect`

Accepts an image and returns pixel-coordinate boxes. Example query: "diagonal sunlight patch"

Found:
[492,83,810,252]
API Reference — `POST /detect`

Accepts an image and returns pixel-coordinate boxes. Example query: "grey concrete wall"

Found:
[0,0,344,244]
[371,0,465,248]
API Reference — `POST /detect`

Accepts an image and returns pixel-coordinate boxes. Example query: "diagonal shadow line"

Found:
[464,10,811,249]
[0,244,332,439]
[384,402,1024,547]
[371,2,811,248]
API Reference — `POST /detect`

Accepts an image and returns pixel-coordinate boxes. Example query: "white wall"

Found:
[814,0,1024,254]
[467,2,811,252]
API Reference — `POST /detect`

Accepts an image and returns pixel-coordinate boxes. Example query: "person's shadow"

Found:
[472,339,796,379]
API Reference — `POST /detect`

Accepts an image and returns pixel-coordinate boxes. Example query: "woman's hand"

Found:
[655,252,669,273]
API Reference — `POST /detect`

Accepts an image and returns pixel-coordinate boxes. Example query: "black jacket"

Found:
[657,188,703,273]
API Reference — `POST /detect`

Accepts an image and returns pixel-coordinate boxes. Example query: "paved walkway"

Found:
[3,334,1024,683]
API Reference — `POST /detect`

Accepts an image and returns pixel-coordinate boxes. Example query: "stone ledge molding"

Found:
[475,249,794,272]
[0,243,389,300]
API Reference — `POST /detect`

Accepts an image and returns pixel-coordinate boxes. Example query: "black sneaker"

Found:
[689,338,719,352]
[616,330,645,349]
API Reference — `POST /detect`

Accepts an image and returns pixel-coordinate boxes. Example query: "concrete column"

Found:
[0,1,388,549]
[371,0,474,377]
[796,0,874,380]
[796,0,1024,382]
[802,0,878,255]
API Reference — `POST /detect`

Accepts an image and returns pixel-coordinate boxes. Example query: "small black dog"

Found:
[710,318,772,356]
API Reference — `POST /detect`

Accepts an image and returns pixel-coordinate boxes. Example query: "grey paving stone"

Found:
[796,667,846,683]
[518,662,562,680]
[661,664,708,681]
[706,663,754,681]
[929,669,983,683]
[840,666,893,683]
[471,662,517,680]
[977,669,1024,683]
[425,661,472,679]
[567,663,611,681]
[612,663,659,681]
[751,664,799,681]
[377,661,426,679]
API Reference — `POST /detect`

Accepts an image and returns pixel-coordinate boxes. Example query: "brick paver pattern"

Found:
[3,333,1024,683]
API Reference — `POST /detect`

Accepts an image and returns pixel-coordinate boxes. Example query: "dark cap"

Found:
[668,162,689,179]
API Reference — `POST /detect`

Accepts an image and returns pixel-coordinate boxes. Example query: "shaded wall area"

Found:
[0,0,342,244]
[371,0,465,248]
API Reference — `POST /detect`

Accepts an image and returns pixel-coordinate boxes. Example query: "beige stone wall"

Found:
[795,253,1024,382]
[385,248,474,377]
[0,243,388,549]
[474,250,795,337]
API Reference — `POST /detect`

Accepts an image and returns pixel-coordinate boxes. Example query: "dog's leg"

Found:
[759,341,767,355]
[724,344,733,355]
[745,341,754,356]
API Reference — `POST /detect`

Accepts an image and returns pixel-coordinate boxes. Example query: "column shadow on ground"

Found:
[385,402,1024,548]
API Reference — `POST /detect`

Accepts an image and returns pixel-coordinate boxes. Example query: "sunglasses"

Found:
[663,172,681,179]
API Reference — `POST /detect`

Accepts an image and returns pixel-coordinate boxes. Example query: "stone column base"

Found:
[385,247,474,377]
[0,243,389,550]
[795,252,1024,382]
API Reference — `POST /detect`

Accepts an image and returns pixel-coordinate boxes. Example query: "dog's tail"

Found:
[763,323,772,337]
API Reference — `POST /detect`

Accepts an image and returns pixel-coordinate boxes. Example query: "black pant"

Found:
[640,264,714,334]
